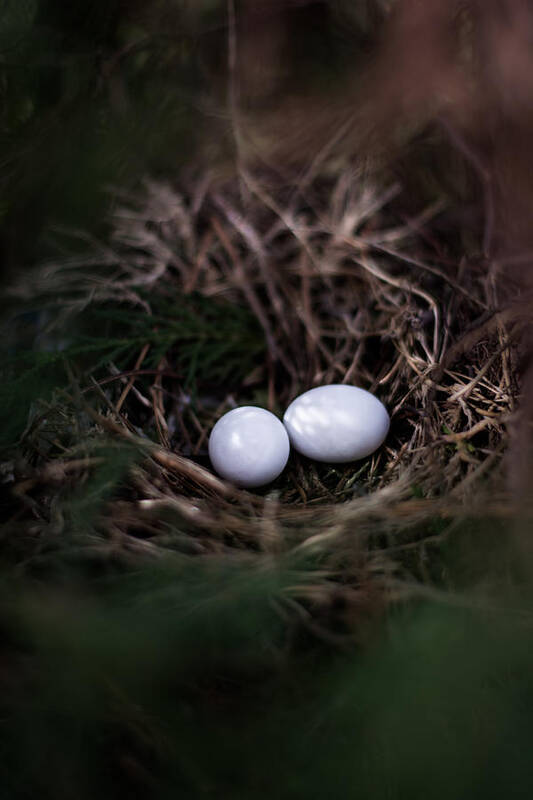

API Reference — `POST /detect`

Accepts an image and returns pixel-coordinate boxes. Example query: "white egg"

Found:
[283,384,390,463]
[209,406,290,488]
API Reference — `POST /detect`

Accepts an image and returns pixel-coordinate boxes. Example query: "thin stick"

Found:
[116,342,150,412]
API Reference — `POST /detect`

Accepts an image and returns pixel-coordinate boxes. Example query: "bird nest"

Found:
[5,165,522,598]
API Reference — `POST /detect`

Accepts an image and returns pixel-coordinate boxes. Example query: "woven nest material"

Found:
[7,166,523,596]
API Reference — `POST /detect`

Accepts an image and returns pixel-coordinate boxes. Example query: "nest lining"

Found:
[5,165,521,596]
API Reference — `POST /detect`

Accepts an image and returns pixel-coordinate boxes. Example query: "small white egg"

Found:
[283,384,390,463]
[209,406,290,488]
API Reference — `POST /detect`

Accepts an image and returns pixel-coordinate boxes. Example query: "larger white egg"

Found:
[209,406,290,488]
[283,385,390,463]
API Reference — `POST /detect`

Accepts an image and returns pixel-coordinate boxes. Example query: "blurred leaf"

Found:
[1,563,533,799]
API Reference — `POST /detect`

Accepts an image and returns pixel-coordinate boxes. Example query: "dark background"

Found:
[0,0,386,278]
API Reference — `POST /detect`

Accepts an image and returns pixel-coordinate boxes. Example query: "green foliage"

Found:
[0,293,264,449]
[63,443,141,534]
[91,292,265,387]
[1,559,533,799]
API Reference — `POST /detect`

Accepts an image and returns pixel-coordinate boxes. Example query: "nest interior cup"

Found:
[283,384,390,463]
[209,406,290,488]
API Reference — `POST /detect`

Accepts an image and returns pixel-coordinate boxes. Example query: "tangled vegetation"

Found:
[1,2,533,798]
